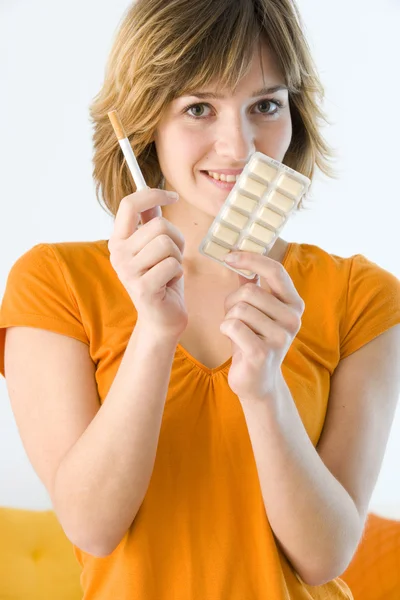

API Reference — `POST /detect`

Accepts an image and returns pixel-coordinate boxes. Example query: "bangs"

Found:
[141,0,302,101]
[170,6,262,96]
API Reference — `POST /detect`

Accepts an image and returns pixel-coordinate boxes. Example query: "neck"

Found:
[161,193,288,280]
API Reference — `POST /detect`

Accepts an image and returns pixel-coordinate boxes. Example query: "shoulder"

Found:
[2,238,113,322]
[287,244,400,354]
[30,239,112,287]
[285,243,353,309]
[45,239,110,267]
[287,242,398,290]
[287,242,353,274]
[7,239,109,273]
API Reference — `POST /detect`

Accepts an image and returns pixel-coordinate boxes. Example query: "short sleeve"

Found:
[340,254,400,359]
[0,243,89,378]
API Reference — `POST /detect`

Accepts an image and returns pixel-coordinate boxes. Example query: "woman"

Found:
[1,0,400,598]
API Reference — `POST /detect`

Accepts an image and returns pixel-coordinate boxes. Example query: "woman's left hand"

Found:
[220,251,305,403]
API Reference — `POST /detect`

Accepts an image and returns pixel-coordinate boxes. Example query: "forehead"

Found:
[183,40,286,98]
[232,42,285,93]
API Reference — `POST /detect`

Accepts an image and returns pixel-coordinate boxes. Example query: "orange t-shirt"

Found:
[1,240,400,600]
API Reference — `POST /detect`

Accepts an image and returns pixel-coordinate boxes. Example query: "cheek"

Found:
[169,125,208,167]
[259,117,292,158]
[154,124,184,171]
[155,123,206,181]
[176,129,204,158]
[176,121,210,148]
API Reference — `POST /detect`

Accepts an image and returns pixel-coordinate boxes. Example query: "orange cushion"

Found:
[0,506,82,600]
[341,513,400,600]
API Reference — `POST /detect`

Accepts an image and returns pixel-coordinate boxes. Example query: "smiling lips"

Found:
[201,171,239,190]
[202,169,243,183]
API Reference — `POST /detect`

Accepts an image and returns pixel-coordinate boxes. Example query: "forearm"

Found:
[240,376,362,587]
[53,320,179,556]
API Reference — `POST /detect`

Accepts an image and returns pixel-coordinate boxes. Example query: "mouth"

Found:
[200,170,241,190]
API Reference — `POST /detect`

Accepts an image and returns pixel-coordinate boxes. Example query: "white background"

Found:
[0,0,399,516]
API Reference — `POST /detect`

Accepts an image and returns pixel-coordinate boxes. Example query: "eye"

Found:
[182,98,283,120]
[255,99,282,115]
[183,103,211,118]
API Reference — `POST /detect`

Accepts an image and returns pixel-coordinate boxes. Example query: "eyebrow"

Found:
[182,85,288,100]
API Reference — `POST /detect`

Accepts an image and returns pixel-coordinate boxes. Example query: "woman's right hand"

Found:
[108,188,188,339]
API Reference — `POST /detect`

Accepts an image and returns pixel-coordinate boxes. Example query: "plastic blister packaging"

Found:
[198,151,311,278]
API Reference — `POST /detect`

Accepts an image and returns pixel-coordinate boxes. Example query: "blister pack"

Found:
[198,152,310,278]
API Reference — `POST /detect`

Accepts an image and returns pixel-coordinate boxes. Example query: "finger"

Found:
[225,251,298,305]
[132,235,183,274]
[220,318,264,356]
[141,256,183,294]
[238,273,260,288]
[224,286,300,334]
[113,189,178,240]
[224,302,284,339]
[140,205,162,225]
[128,216,185,256]
[224,284,282,319]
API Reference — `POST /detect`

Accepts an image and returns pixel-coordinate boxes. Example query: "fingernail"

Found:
[166,191,179,201]
[224,253,239,263]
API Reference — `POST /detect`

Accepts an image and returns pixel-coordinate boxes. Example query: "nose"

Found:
[214,114,256,164]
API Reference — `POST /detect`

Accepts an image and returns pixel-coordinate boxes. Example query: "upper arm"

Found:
[317,324,400,524]
[4,326,101,503]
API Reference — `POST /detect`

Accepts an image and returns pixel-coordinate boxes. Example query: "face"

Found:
[153,40,292,219]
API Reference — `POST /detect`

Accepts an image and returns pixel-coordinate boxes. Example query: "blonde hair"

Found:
[90,0,337,217]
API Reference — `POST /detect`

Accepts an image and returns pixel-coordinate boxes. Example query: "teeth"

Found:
[207,171,240,183]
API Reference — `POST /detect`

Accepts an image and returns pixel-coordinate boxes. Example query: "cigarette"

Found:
[108,110,147,192]
[108,109,161,224]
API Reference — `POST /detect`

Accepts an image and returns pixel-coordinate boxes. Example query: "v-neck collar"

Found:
[176,242,296,375]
